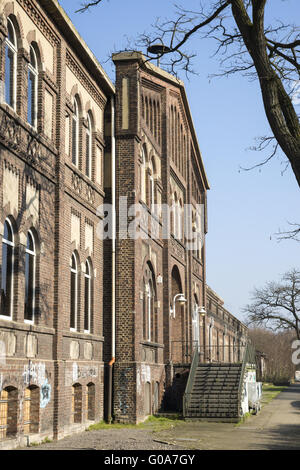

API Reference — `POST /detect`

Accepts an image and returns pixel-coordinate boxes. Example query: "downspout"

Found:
[108,95,116,423]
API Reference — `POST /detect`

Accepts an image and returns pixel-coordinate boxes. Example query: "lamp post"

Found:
[170,293,187,319]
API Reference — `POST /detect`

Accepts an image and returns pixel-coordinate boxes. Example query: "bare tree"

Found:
[243,268,300,340]
[76,0,300,187]
[249,327,296,383]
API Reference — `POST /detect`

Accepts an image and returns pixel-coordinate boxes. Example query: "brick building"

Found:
[0,0,247,447]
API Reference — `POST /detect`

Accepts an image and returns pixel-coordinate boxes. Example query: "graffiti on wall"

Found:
[40,379,51,408]
[65,363,99,386]
[23,361,46,387]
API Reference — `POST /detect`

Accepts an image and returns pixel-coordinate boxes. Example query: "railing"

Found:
[183,345,199,416]
[171,342,247,365]
[238,342,257,415]
[183,341,256,418]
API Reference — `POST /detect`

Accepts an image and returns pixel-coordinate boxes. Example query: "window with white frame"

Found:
[27,45,38,129]
[72,98,79,167]
[140,146,146,202]
[4,17,17,110]
[0,219,14,319]
[86,113,92,179]
[70,252,79,330]
[84,259,92,333]
[24,230,36,323]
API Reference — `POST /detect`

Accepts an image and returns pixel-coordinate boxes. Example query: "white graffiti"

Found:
[23,362,46,387]
[141,364,151,383]
[66,363,98,386]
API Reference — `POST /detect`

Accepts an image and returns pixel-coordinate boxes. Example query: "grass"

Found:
[261,383,288,405]
[87,414,183,433]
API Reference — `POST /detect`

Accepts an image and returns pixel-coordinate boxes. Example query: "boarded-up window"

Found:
[23,386,39,434]
[0,386,18,439]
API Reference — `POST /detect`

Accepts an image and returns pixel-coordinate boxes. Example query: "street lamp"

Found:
[198,306,206,317]
[170,293,187,318]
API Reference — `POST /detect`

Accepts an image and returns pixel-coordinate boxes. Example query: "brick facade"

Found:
[0,0,247,446]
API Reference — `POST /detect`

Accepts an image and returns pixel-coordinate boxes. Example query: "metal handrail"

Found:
[183,344,199,416]
[238,342,256,416]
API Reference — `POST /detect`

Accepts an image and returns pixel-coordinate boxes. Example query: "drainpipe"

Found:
[107,96,116,423]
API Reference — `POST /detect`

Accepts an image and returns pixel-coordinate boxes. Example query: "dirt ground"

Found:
[21,384,300,451]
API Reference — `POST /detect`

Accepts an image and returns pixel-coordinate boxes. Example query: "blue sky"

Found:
[59,0,300,322]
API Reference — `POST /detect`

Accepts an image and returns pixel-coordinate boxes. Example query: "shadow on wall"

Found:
[162,368,189,412]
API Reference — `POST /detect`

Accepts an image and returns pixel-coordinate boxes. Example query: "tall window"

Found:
[72,98,79,167]
[143,275,156,343]
[70,252,79,331]
[0,219,14,319]
[84,259,92,333]
[28,46,38,128]
[149,158,155,210]
[24,230,36,323]
[4,17,17,109]
[85,113,92,178]
[140,146,146,202]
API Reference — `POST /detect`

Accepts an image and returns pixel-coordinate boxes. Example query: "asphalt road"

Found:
[23,384,300,450]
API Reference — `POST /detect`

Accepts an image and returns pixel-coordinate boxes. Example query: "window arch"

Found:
[72,97,80,167]
[0,218,14,319]
[84,258,93,333]
[4,17,17,110]
[70,252,79,331]
[86,112,93,179]
[24,230,36,323]
[27,45,38,128]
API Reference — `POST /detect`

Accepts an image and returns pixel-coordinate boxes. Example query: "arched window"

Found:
[4,17,17,109]
[140,146,146,202]
[149,158,155,210]
[28,45,38,128]
[72,97,79,167]
[84,259,93,333]
[0,219,14,319]
[0,386,18,439]
[24,230,36,323]
[86,113,92,179]
[142,265,157,343]
[70,252,79,331]
[23,386,39,434]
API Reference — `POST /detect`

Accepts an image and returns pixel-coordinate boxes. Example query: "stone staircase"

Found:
[184,363,243,422]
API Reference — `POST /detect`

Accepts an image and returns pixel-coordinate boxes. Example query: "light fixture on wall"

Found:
[170,293,187,319]
[198,306,206,317]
